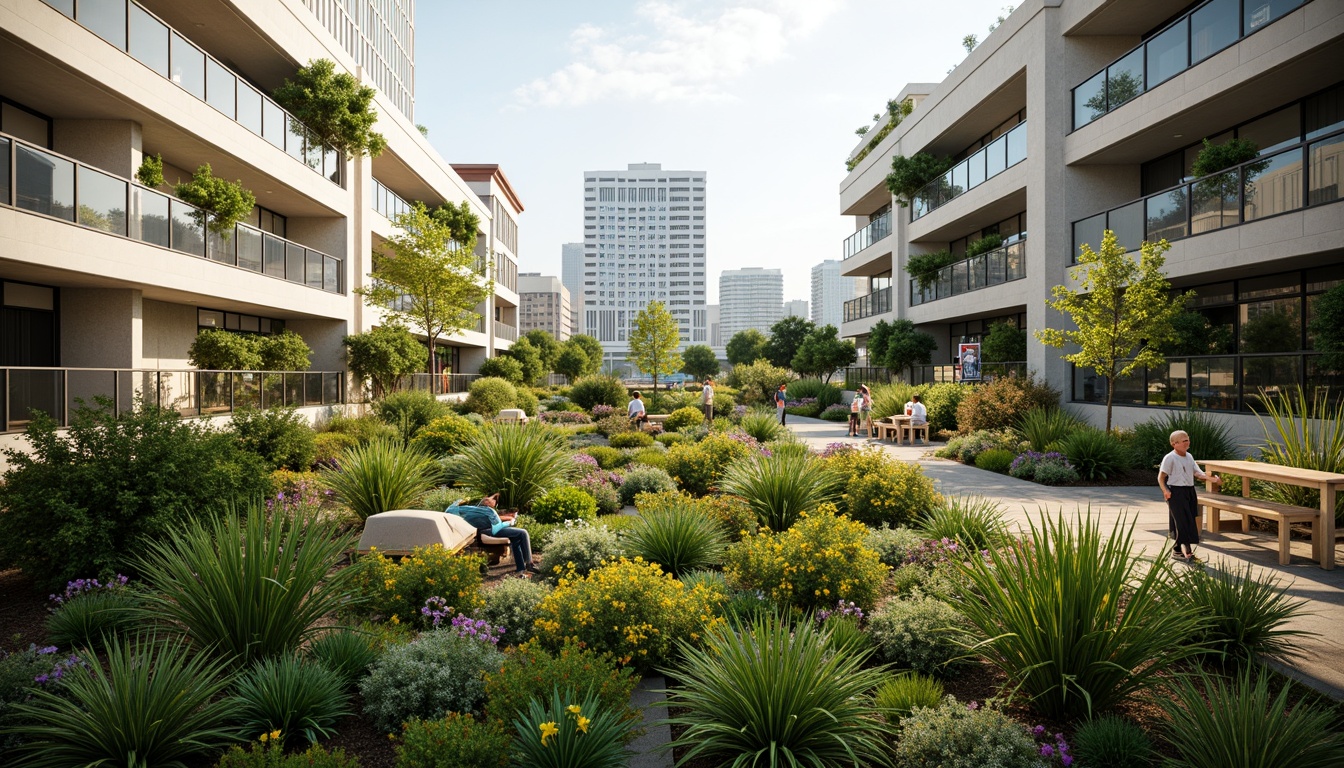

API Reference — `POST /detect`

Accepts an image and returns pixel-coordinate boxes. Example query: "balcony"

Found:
[494,322,518,342]
[1070,0,1311,131]
[909,237,1027,306]
[0,132,344,294]
[843,287,892,323]
[911,122,1027,221]
[38,0,343,186]
[1071,128,1342,261]
[842,210,892,259]
[373,178,413,221]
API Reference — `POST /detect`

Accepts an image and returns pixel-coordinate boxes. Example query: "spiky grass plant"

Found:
[874,672,945,725]
[1059,428,1131,480]
[44,588,141,652]
[1131,408,1237,470]
[233,655,350,746]
[1017,407,1083,452]
[719,451,843,531]
[1071,714,1155,768]
[1180,561,1308,666]
[624,503,728,576]
[320,437,442,520]
[509,686,635,768]
[305,629,379,689]
[738,408,786,443]
[455,425,573,511]
[1253,387,1344,524]
[917,495,1010,550]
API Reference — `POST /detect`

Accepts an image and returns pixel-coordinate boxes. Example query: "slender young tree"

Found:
[1037,230,1190,431]
[628,301,683,400]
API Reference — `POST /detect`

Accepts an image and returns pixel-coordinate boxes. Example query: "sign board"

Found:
[959,342,982,382]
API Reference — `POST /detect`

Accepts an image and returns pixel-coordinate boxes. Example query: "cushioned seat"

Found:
[357,510,477,556]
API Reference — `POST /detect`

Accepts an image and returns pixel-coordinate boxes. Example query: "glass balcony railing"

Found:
[495,322,519,342]
[1,132,344,294]
[1071,128,1343,262]
[843,210,892,259]
[843,286,892,323]
[911,122,1027,221]
[909,237,1027,306]
[373,178,413,221]
[1071,0,1310,131]
[39,0,343,186]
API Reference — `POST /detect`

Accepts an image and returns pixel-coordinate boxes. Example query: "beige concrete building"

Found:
[0,0,518,427]
[839,0,1343,434]
[518,273,573,341]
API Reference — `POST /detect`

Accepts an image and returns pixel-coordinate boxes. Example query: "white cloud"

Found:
[513,0,844,107]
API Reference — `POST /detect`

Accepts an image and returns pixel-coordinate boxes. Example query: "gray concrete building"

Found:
[518,273,573,341]
[719,267,783,344]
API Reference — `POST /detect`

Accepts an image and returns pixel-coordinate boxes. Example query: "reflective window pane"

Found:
[305,137,324,174]
[286,242,305,282]
[77,0,126,50]
[1240,298,1301,353]
[1305,83,1344,139]
[16,145,75,221]
[1309,133,1344,205]
[207,226,234,264]
[1240,272,1298,300]
[985,135,1007,177]
[1073,212,1105,262]
[76,165,127,234]
[325,147,341,185]
[324,256,340,293]
[237,226,262,272]
[968,150,986,189]
[170,33,204,100]
[1145,189,1187,241]
[1190,172,1239,233]
[1106,48,1144,110]
[1006,122,1027,167]
[951,160,967,197]
[170,199,204,256]
[285,116,305,163]
[1006,242,1025,281]
[306,251,324,288]
[42,0,73,16]
[1190,357,1238,410]
[0,137,9,205]
[1239,105,1301,154]
[205,57,235,118]
[128,4,168,77]
[1192,0,1239,64]
[1242,356,1300,412]
[134,187,170,247]
[1108,200,1145,253]
[1244,0,1305,33]
[1074,70,1106,129]
[237,83,262,135]
[263,234,285,277]
[1243,148,1304,221]
[1146,19,1188,89]
[262,99,285,148]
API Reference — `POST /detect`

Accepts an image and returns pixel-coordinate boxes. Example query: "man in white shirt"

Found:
[628,390,649,426]
[904,394,928,425]
[701,378,715,420]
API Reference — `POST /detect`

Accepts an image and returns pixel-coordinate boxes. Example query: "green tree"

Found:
[1037,230,1190,431]
[478,355,524,384]
[523,329,562,371]
[681,344,720,381]
[980,321,1027,362]
[503,336,545,385]
[259,330,312,371]
[628,301,683,398]
[885,153,954,206]
[188,329,261,370]
[173,164,255,237]
[273,58,387,157]
[428,200,481,253]
[726,329,769,366]
[357,203,490,373]
[868,319,937,379]
[553,345,590,382]
[1309,283,1344,372]
[728,359,792,405]
[765,315,816,369]
[567,334,605,376]
[791,325,857,383]
[343,324,428,398]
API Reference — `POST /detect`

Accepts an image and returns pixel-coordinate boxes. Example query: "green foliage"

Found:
[885,152,954,206]
[664,405,706,433]
[313,431,358,467]
[1252,387,1344,524]
[464,377,520,417]
[624,501,728,576]
[965,233,1004,257]
[1309,283,1344,371]
[981,320,1027,362]
[530,486,599,524]
[870,593,971,675]
[190,328,264,370]
[260,330,314,371]
[630,447,667,469]
[868,318,938,375]
[864,526,926,568]
[554,344,595,381]
[0,398,270,591]
[455,426,572,511]
[609,431,654,448]
[305,629,378,689]
[786,378,844,409]
[738,408,786,442]
[350,544,484,627]
[568,375,628,411]
[565,335,606,378]
[427,200,481,253]
[484,644,640,730]
[537,521,625,585]
[174,163,256,235]
[1038,231,1191,430]
[410,413,482,456]
[905,250,957,289]
[663,612,896,767]
[680,344,720,380]
[938,428,1017,464]
[846,97,913,171]
[920,382,971,434]
[582,445,627,470]
[503,337,546,386]
[791,324,857,382]
[875,672,945,724]
[233,656,350,746]
[824,448,941,528]
[397,713,511,768]
[627,300,682,394]
[273,58,386,157]
[508,686,635,768]
[1071,715,1154,768]
[1164,309,1236,356]
[725,328,769,366]
[321,439,442,520]
[957,374,1060,433]
[1180,562,1308,666]
[1058,428,1129,480]
[5,634,240,767]
[136,152,164,187]
[374,389,453,440]
[618,465,677,506]
[45,588,140,653]
[1190,136,1261,177]
[664,432,753,497]
[953,509,1202,719]
[893,697,1043,768]
[1017,407,1083,452]
[720,451,843,532]
[217,741,359,768]
[726,358,793,405]
[478,355,524,384]
[231,407,317,471]
[918,495,1010,550]
[360,629,506,733]
[523,329,562,370]
[343,324,428,397]
[638,490,757,542]
[476,576,552,646]
[321,412,399,444]
[1159,665,1344,768]
[765,315,817,369]
[974,447,1015,472]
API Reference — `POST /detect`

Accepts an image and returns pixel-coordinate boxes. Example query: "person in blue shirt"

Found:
[775,383,788,425]
[450,493,537,576]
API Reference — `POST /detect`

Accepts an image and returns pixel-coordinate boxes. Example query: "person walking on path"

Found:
[451,493,537,576]
[701,377,715,420]
[1158,429,1221,563]
[847,395,861,437]
[858,384,873,437]
[775,383,788,425]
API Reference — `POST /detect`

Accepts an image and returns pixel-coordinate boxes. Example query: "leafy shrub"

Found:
[1033,460,1080,485]
[868,596,969,675]
[1009,451,1079,485]
[661,406,704,433]
[538,521,625,585]
[664,613,895,768]
[919,382,971,434]
[1130,409,1237,470]
[483,644,640,730]
[508,686,634,768]
[953,510,1202,720]
[725,507,887,613]
[0,398,270,591]
[624,502,728,576]
[313,431,358,468]
[918,495,1010,551]
[455,426,572,511]
[629,447,667,469]
[45,588,140,653]
[1180,562,1307,666]
[1059,428,1130,480]
[593,413,633,438]
[875,672,945,724]
[1017,407,1084,452]
[609,431,653,449]
[476,577,551,646]
[231,407,317,471]
[582,445,627,470]
[893,697,1043,768]
[320,439,442,520]
[1071,715,1154,768]
[351,545,485,627]
[637,490,756,542]
[233,656,349,746]
[216,739,358,768]
[478,355,524,384]
[787,378,844,409]
[410,414,482,456]
[374,390,453,439]
[573,473,622,516]
[305,629,378,689]
[530,486,599,524]
[819,403,851,421]
[463,377,519,418]
[534,558,723,671]
[0,644,71,758]
[320,412,398,444]
[938,428,1018,464]
[514,388,539,417]
[396,713,511,768]
[738,409,785,442]
[824,448,940,528]
[956,374,1060,433]
[655,431,691,447]
[865,526,927,568]
[360,627,506,733]
[974,448,1015,472]
[568,376,628,411]
[720,451,842,531]
[664,433,754,497]
[618,465,677,506]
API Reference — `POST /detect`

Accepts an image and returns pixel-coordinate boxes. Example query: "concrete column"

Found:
[60,288,141,368]
[285,318,348,371]
[52,120,142,179]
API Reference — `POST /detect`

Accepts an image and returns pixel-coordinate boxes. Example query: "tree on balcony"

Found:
[274,59,387,158]
[174,164,255,237]
[343,324,428,398]
[885,154,953,207]
[766,316,816,369]
[1037,230,1190,430]
[358,203,491,374]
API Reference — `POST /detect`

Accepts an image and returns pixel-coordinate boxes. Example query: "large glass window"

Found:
[1243,148,1303,221]
[1147,19,1188,89]
[1146,189,1187,241]
[16,145,75,221]
[205,57,236,118]
[1240,105,1300,155]
[1190,171,1240,233]
[128,4,168,77]
[1240,298,1301,353]
[76,165,127,235]
[1305,83,1344,139]
[170,33,205,100]
[1190,357,1237,411]
[42,0,74,16]
[77,0,126,49]
[0,137,10,205]
[1191,0,1239,64]
[1308,133,1343,205]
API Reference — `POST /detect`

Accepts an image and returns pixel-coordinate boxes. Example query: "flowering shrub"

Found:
[664,432,753,497]
[724,506,887,613]
[571,452,600,472]
[820,403,851,422]
[818,441,857,458]
[530,486,599,524]
[937,429,1019,464]
[573,473,622,516]
[868,596,970,675]
[865,527,926,568]
[409,413,482,456]
[349,545,485,628]
[823,448,940,528]
[396,713,511,768]
[591,404,616,418]
[894,697,1049,768]
[538,520,625,585]
[49,575,129,606]
[534,558,723,672]
[360,627,506,733]
[1010,451,1080,485]
[664,406,705,433]
[217,736,359,768]
[476,576,550,646]
[593,414,631,438]
[45,579,140,652]
[484,643,640,733]
[537,410,592,425]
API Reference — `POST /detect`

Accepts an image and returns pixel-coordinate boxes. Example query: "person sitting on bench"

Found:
[628,390,649,427]
[450,493,537,576]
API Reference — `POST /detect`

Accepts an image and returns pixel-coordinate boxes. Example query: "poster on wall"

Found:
[959,342,981,382]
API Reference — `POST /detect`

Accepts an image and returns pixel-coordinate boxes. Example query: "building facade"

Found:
[0,0,517,429]
[811,259,865,329]
[560,241,582,338]
[783,299,809,318]
[581,163,707,371]
[518,273,572,341]
[719,267,783,343]
[837,0,1343,435]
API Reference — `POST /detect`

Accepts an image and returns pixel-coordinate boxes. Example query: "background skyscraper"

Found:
[561,242,583,338]
[811,260,866,329]
[783,299,809,318]
[719,267,783,343]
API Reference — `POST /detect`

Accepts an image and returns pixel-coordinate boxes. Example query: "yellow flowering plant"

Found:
[821,447,941,527]
[348,545,485,628]
[508,687,633,768]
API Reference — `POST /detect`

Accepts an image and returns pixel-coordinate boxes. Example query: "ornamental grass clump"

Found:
[918,495,1010,551]
[662,612,896,768]
[720,450,843,531]
[1017,407,1084,452]
[1179,561,1308,666]
[509,687,635,768]
[44,578,140,653]
[305,629,378,690]
[320,438,442,520]
[875,671,945,724]
[1071,714,1154,768]
[232,655,350,747]
[738,408,786,442]
[1253,387,1344,524]
[349,544,485,627]
[952,509,1202,720]
[1059,428,1130,480]
[1131,408,1237,470]
[623,501,728,576]
[455,425,573,511]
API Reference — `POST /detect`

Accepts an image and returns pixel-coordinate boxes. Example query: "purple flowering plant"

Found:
[591,404,616,418]
[49,574,129,608]
[816,599,865,624]
[1031,725,1073,766]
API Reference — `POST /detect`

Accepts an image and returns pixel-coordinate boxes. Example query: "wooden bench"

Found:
[1197,492,1320,565]
[902,422,929,444]
[874,417,901,442]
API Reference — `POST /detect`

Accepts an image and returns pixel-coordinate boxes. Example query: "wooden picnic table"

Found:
[874,414,911,443]
[1199,460,1344,570]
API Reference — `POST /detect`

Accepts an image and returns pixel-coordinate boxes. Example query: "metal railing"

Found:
[0,133,344,294]
[39,0,342,185]
[1072,353,1340,413]
[395,373,481,396]
[911,122,1027,220]
[842,210,892,259]
[1071,128,1343,262]
[2,367,345,433]
[843,287,893,323]
[494,322,518,342]
[910,237,1027,306]
[372,177,413,221]
[1071,0,1310,131]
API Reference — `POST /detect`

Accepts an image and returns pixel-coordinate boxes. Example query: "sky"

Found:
[414,0,1013,305]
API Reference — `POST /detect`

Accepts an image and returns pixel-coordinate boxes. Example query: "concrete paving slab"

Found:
[628,674,674,767]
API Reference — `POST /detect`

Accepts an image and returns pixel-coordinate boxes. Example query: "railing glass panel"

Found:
[76,165,127,235]
[263,234,286,278]
[912,122,1026,221]
[1308,134,1344,205]
[16,145,75,221]
[0,137,9,205]
[285,243,305,284]
[170,32,205,99]
[1147,18,1188,88]
[169,199,203,256]
[134,186,170,246]
[205,57,236,118]
[841,210,891,259]
[79,0,126,48]
[1244,147,1303,220]
[1192,0,1239,64]
[237,82,262,134]
[127,3,167,76]
[237,226,263,272]
[909,238,1027,306]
